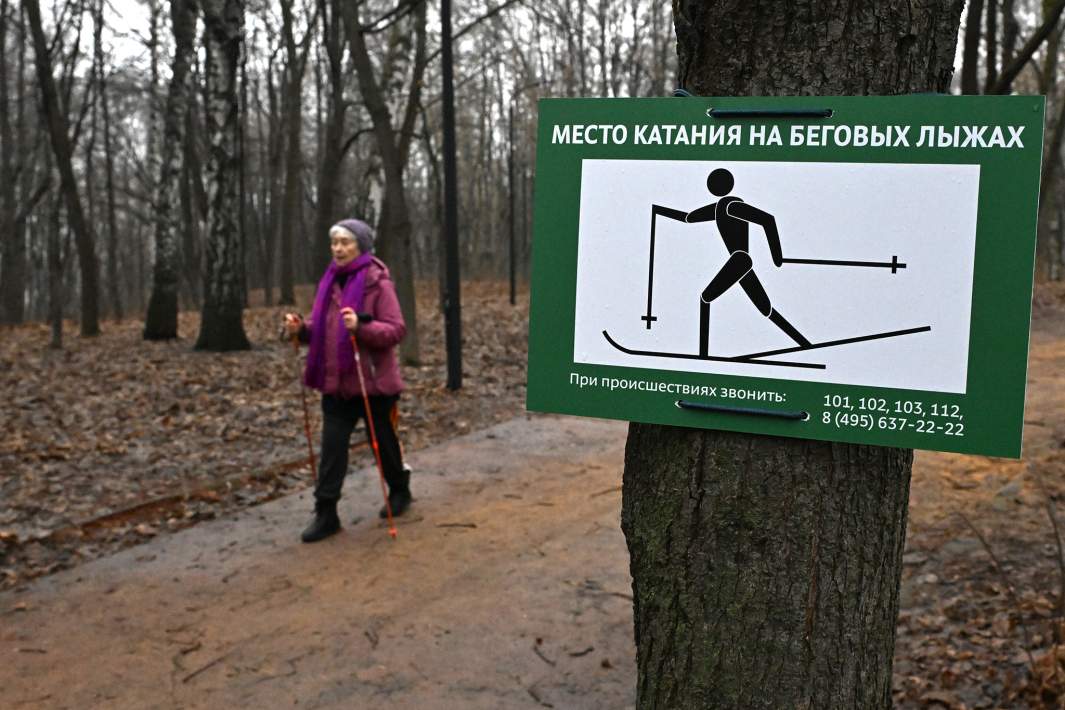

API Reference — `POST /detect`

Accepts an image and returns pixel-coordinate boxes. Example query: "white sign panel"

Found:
[573,159,980,394]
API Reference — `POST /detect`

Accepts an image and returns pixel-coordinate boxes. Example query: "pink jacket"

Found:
[303,258,406,397]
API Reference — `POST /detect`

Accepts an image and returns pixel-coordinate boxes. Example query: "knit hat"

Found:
[331,218,374,254]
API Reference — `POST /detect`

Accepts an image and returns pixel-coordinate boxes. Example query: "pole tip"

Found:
[389,528,398,539]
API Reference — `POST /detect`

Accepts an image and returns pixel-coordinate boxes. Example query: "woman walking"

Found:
[284,219,411,543]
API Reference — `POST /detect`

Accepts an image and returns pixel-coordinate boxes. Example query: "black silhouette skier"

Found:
[655,168,811,357]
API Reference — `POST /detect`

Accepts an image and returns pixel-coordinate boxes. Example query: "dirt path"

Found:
[1,415,635,709]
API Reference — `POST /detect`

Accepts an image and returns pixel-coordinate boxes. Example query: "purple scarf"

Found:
[303,252,374,390]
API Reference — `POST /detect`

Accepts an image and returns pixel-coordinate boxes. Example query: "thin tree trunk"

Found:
[92,0,121,320]
[145,0,162,200]
[1037,92,1065,279]
[1040,0,1063,94]
[0,0,25,326]
[24,0,101,336]
[961,0,984,94]
[623,3,965,708]
[145,0,197,339]
[265,58,282,304]
[1054,202,1065,280]
[85,1,100,315]
[101,71,121,319]
[984,0,999,93]
[253,73,274,305]
[1002,0,1019,71]
[180,112,201,307]
[277,0,312,306]
[341,0,423,364]
[195,0,249,351]
[313,0,346,274]
[47,203,64,348]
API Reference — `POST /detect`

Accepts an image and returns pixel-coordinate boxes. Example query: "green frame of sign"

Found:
[526,96,1044,458]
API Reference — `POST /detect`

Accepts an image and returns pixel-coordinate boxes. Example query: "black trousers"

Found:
[316,393,406,502]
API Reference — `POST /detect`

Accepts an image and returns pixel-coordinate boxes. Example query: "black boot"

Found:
[301,498,340,543]
[379,464,413,518]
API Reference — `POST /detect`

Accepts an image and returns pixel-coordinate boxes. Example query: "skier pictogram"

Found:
[603,168,931,368]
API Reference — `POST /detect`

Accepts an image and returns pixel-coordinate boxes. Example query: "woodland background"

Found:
[3,0,1062,352]
[6,3,1065,708]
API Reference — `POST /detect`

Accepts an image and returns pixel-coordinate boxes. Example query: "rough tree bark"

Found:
[23,0,101,336]
[621,2,964,709]
[144,0,197,339]
[195,0,250,351]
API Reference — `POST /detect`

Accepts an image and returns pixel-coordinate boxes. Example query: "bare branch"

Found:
[426,0,527,65]
[992,0,1065,94]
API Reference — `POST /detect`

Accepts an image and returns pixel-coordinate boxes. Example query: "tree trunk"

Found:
[1001,0,1019,70]
[195,0,249,351]
[1040,0,1063,94]
[961,0,984,94]
[342,0,424,364]
[85,2,100,318]
[265,58,283,305]
[0,0,25,326]
[312,0,345,274]
[277,0,309,306]
[47,204,64,349]
[23,0,101,336]
[145,0,162,201]
[253,73,274,305]
[145,0,197,339]
[1037,96,1065,279]
[1054,202,1065,280]
[180,113,202,308]
[984,0,999,93]
[100,54,121,319]
[622,3,964,708]
[89,0,121,321]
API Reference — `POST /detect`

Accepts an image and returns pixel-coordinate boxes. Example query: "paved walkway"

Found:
[2,415,635,709]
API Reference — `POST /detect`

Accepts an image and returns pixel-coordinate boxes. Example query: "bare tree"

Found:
[94,0,122,319]
[23,0,101,336]
[195,0,249,351]
[276,0,314,305]
[312,0,347,274]
[144,0,197,339]
[0,0,26,325]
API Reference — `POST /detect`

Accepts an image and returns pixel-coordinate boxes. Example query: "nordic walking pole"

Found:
[347,320,397,540]
[289,320,317,484]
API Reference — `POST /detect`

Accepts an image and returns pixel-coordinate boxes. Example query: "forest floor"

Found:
[2,280,1065,708]
[0,281,530,591]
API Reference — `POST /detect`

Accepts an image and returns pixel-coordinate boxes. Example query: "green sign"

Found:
[526,96,1044,458]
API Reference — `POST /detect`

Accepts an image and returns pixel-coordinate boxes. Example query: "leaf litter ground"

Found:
[4,280,1065,708]
[0,281,528,589]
